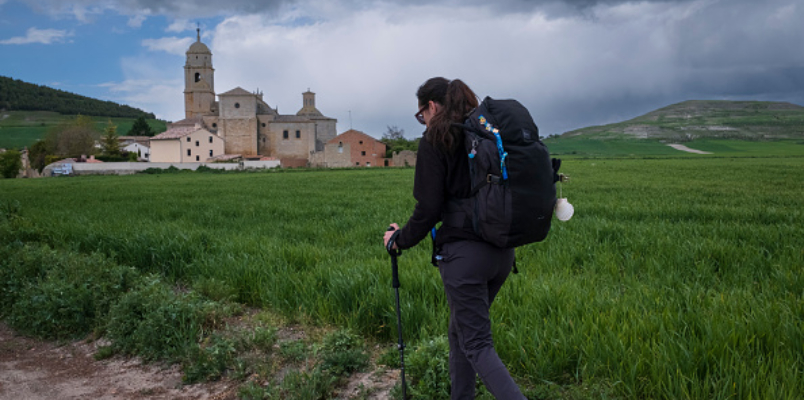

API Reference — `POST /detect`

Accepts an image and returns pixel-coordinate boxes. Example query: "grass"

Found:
[544,137,804,158]
[0,110,167,149]
[1,156,802,399]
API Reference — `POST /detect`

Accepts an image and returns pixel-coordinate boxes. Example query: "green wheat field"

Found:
[1,155,802,398]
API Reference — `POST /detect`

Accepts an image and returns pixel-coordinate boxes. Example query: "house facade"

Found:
[149,120,225,163]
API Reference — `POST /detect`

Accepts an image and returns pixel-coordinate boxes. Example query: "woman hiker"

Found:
[384,77,526,400]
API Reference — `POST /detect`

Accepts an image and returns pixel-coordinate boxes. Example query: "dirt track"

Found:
[0,323,236,400]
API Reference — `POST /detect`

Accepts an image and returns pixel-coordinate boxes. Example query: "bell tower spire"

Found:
[184,27,215,119]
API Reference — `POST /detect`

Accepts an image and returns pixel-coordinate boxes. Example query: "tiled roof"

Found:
[328,129,380,144]
[150,126,201,140]
[219,87,252,96]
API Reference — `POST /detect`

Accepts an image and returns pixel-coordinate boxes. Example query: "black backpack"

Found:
[443,97,560,249]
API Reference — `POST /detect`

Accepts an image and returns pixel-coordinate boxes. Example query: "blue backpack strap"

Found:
[430,227,438,267]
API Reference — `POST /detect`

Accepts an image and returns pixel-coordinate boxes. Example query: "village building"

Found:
[149,29,337,166]
[310,129,389,167]
[149,119,224,163]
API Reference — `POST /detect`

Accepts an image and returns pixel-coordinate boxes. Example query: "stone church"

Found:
[152,30,337,166]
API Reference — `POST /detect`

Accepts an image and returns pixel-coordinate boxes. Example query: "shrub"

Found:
[107,276,211,361]
[318,329,369,377]
[1,243,141,339]
[238,380,277,400]
[0,149,22,178]
[183,334,238,383]
[398,336,450,400]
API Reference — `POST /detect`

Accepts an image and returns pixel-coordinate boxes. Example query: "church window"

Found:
[194,73,200,82]
[295,130,301,139]
[361,151,366,156]
[283,130,289,139]
[187,137,191,142]
[209,150,213,157]
[195,140,200,146]
[235,103,240,109]
[209,136,213,143]
[187,149,191,156]
[196,155,200,161]
[338,142,343,153]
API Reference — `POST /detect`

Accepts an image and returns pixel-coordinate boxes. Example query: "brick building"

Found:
[310,129,389,167]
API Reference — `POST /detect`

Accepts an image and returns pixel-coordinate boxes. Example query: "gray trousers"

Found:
[438,240,526,400]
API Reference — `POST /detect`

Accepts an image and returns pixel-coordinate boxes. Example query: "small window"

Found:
[367,162,371,167]
[361,151,366,156]
[295,130,301,139]
[359,141,363,145]
[187,137,191,142]
[235,103,240,109]
[338,142,343,153]
[196,155,199,161]
[283,130,289,139]
[212,123,217,128]
[187,149,191,156]
[194,72,200,82]
[356,162,360,166]
[384,160,389,166]
[209,150,213,157]
[195,140,200,146]
[209,136,213,143]
[261,123,266,127]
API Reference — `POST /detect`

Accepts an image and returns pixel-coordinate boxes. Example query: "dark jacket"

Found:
[394,132,482,249]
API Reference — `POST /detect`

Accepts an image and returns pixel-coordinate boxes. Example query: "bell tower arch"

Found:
[184,28,215,119]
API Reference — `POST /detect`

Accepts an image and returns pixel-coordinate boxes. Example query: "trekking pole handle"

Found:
[386,227,402,288]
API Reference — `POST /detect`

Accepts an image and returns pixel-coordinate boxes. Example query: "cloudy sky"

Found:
[1,0,802,138]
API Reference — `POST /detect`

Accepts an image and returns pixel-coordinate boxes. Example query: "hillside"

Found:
[0,76,154,119]
[563,100,804,141]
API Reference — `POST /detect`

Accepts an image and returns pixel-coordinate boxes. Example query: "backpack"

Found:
[442,97,560,249]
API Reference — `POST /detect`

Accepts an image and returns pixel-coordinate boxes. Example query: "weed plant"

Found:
[1,157,802,398]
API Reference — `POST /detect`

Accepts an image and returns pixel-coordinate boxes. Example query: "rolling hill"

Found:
[563,100,804,141]
[0,76,165,149]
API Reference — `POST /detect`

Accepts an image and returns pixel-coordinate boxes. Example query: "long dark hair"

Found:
[417,77,478,152]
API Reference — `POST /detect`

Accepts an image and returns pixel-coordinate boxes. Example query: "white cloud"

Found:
[166,18,194,32]
[65,0,804,135]
[142,36,194,55]
[127,14,148,28]
[0,27,73,44]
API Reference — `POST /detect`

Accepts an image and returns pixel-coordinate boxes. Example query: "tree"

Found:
[101,120,120,156]
[382,125,405,140]
[0,150,22,179]
[28,139,52,172]
[127,116,154,137]
[380,125,419,158]
[45,115,100,158]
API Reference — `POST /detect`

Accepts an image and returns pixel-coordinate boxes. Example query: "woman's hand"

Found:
[384,223,400,250]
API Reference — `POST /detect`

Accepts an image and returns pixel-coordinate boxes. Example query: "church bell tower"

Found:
[184,28,215,119]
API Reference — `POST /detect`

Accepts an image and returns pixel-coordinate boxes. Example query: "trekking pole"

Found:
[386,227,407,399]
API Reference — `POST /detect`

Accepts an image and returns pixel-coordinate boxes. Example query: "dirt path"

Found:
[0,323,397,400]
[666,143,712,154]
[0,323,237,400]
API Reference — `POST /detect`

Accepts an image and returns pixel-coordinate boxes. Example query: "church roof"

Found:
[328,129,381,144]
[187,29,211,54]
[296,106,323,117]
[219,87,253,96]
[187,41,210,54]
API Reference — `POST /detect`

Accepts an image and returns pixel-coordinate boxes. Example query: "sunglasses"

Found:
[415,104,427,125]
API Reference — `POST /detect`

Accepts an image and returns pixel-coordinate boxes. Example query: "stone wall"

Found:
[392,150,417,167]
